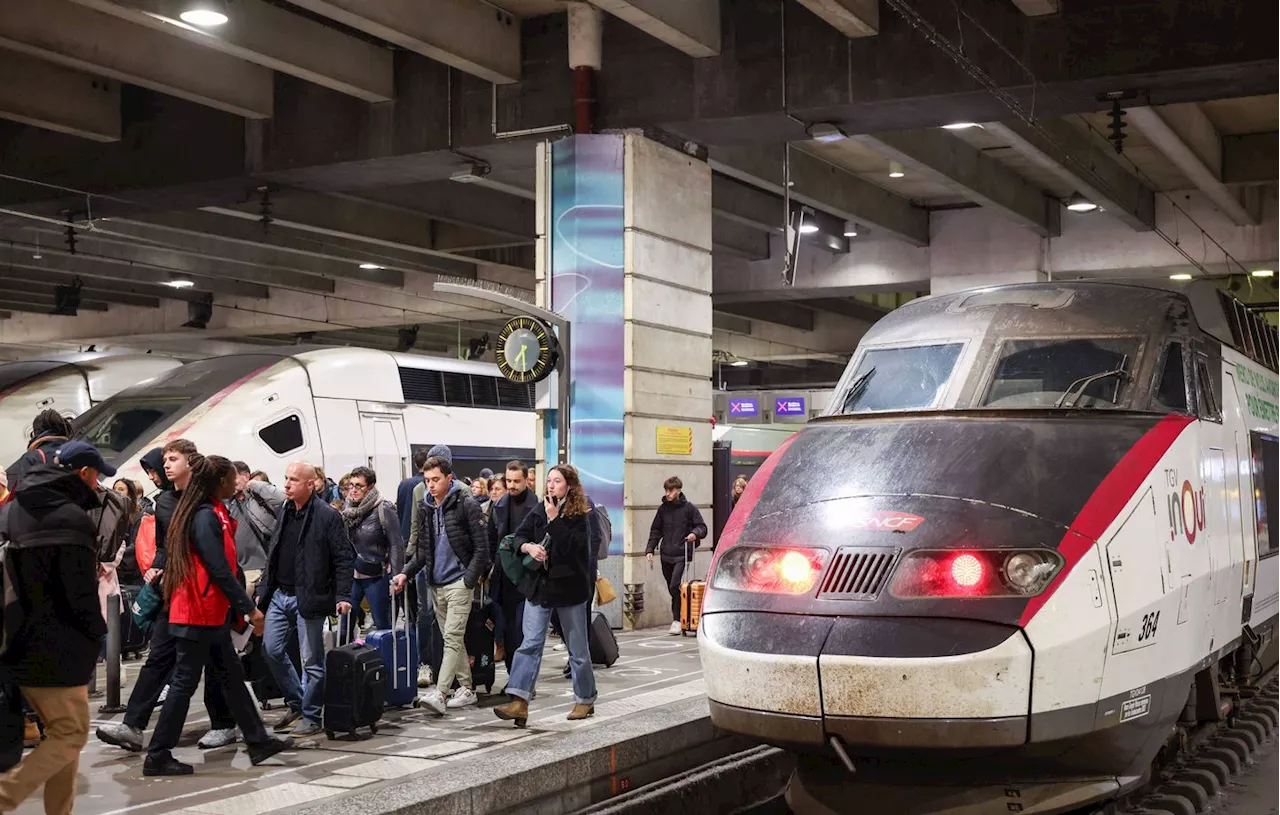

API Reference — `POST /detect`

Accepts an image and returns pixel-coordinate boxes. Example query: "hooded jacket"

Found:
[402,482,489,589]
[2,465,107,686]
[139,447,177,571]
[646,493,708,564]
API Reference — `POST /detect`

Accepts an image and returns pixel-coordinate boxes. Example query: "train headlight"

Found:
[889,549,1062,599]
[709,546,828,595]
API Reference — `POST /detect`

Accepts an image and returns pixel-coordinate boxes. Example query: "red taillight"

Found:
[710,546,828,595]
[889,549,1062,599]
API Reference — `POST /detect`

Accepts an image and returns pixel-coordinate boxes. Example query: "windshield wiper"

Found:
[1054,359,1130,409]
[841,367,876,413]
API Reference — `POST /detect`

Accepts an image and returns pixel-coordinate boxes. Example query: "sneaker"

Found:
[197,727,239,749]
[417,665,434,688]
[446,687,478,709]
[420,689,447,715]
[273,708,303,733]
[291,719,323,738]
[248,736,295,765]
[669,621,682,635]
[97,723,143,753]
[157,684,169,703]
[143,753,193,777]
[552,643,567,652]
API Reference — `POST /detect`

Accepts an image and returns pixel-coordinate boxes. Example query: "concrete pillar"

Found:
[536,134,713,631]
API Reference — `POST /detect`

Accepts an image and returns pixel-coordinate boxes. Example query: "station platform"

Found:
[32,628,720,815]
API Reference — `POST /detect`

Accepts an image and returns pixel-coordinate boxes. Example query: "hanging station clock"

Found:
[497,315,560,384]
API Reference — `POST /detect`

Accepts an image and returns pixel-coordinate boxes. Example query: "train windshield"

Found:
[834,343,963,414]
[982,337,1141,409]
[76,398,190,457]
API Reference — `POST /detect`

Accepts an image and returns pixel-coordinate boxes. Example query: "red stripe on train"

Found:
[710,431,799,569]
[1019,414,1194,626]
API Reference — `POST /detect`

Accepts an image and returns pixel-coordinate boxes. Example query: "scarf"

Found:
[342,486,382,531]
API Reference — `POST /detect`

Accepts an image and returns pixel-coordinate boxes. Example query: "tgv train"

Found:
[699,281,1279,815]
[71,348,537,490]
[0,354,182,469]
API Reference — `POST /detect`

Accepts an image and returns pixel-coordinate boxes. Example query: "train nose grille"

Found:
[818,546,899,600]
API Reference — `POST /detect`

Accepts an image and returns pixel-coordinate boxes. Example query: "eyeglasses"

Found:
[349,482,368,492]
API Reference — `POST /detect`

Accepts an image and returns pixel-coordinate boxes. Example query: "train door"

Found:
[1221,371,1255,603]
[1194,349,1233,643]
[360,413,409,484]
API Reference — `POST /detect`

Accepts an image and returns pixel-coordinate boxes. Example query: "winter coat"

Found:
[168,502,255,628]
[348,500,404,576]
[405,477,465,560]
[257,494,355,620]
[226,480,285,572]
[395,474,423,539]
[1,465,107,687]
[646,493,708,564]
[511,502,593,609]
[5,434,68,494]
[402,485,489,589]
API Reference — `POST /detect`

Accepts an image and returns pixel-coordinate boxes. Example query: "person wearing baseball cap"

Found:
[0,440,110,815]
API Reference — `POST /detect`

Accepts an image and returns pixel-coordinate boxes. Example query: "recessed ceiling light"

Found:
[1169,273,1193,281]
[941,122,980,130]
[888,160,905,179]
[1066,192,1098,213]
[359,263,382,270]
[1251,269,1274,278]
[730,359,749,367]
[166,279,196,289]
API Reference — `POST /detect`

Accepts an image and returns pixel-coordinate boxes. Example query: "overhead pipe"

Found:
[567,1,602,134]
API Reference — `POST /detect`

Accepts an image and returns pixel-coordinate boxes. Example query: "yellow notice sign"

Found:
[655,425,693,456]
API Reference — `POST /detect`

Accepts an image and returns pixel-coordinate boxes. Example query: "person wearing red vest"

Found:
[143,455,292,777]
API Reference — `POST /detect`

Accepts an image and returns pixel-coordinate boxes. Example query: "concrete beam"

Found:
[793,0,879,38]
[0,49,120,142]
[710,145,929,246]
[0,277,160,309]
[66,0,394,102]
[588,0,719,57]
[855,129,1061,237]
[712,216,770,260]
[0,261,207,303]
[1223,133,1279,186]
[0,291,110,312]
[0,0,272,118]
[285,0,521,85]
[719,360,847,389]
[1009,0,1059,16]
[1128,106,1258,226]
[344,183,535,245]
[804,297,892,324]
[983,119,1156,231]
[0,239,270,299]
[715,301,815,332]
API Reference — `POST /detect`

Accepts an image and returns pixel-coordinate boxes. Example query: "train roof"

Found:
[187,345,500,377]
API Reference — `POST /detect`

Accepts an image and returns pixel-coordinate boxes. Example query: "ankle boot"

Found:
[493,696,529,728]
[567,703,594,721]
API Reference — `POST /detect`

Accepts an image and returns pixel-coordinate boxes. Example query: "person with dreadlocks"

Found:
[142,454,292,777]
[5,410,74,493]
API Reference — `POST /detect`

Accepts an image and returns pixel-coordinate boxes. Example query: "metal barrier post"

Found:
[99,593,126,714]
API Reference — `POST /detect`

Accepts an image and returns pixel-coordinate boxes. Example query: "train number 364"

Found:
[1138,611,1161,642]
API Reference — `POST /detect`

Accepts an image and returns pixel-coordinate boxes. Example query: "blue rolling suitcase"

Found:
[366,586,420,709]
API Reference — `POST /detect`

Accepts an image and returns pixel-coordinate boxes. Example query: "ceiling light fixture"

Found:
[359,262,382,270]
[165,279,195,289]
[731,359,749,367]
[179,0,228,26]
[843,222,858,237]
[888,161,905,179]
[1066,192,1098,213]
[1251,269,1275,278]
[1169,273,1193,281]
[807,122,847,143]
[941,122,980,130]
[798,221,819,235]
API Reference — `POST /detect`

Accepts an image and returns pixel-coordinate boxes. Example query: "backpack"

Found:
[0,537,64,660]
[593,504,613,561]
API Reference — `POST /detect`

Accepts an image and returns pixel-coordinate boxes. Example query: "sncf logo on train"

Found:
[1164,467,1206,545]
[849,511,925,532]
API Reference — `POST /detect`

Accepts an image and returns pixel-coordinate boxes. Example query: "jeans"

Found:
[264,593,326,724]
[349,575,391,638]
[507,601,596,705]
[122,612,235,732]
[0,686,88,815]
[147,628,269,758]
[431,580,473,692]
[661,560,686,621]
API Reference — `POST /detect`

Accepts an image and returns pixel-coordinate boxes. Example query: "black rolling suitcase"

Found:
[323,612,386,740]
[465,608,497,694]
[588,611,619,667]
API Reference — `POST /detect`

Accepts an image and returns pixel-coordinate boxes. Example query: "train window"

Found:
[1250,433,1277,558]
[983,337,1139,409]
[74,397,190,457]
[1154,343,1189,413]
[1193,356,1221,422]
[833,343,963,413]
[258,414,304,455]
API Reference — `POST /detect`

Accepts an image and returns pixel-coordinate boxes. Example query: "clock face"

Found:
[496,316,560,384]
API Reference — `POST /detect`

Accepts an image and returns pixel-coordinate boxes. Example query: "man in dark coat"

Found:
[645,476,708,634]
[487,460,539,675]
[0,441,110,815]
[257,462,354,738]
